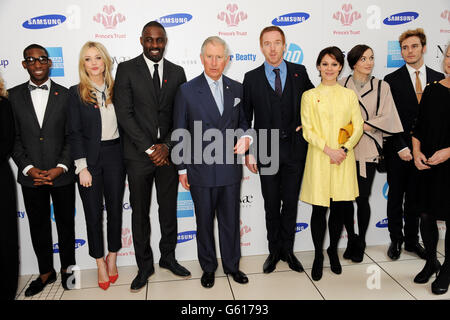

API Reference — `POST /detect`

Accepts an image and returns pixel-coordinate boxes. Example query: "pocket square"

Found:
[234,97,241,107]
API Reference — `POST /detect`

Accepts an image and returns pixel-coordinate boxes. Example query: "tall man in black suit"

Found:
[114,21,190,292]
[173,36,251,288]
[384,28,444,260]
[243,26,314,273]
[9,44,76,296]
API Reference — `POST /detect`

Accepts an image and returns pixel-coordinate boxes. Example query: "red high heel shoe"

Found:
[98,258,110,290]
[105,254,119,284]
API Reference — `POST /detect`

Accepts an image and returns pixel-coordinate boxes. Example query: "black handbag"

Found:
[374,138,386,173]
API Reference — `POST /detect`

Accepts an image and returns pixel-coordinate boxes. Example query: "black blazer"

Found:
[242,60,314,161]
[113,55,187,162]
[9,80,74,187]
[384,65,444,152]
[67,85,123,168]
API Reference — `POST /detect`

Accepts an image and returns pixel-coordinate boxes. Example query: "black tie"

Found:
[153,64,161,100]
[273,68,282,97]
[28,84,48,91]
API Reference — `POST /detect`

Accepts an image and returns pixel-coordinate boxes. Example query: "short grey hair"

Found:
[201,36,229,57]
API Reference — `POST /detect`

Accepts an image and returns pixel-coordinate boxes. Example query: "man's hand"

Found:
[413,151,430,170]
[245,154,258,174]
[149,144,170,166]
[427,148,450,166]
[398,148,413,161]
[28,167,50,186]
[234,137,251,155]
[179,174,190,190]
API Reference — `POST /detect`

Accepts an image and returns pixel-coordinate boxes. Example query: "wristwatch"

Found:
[341,146,348,154]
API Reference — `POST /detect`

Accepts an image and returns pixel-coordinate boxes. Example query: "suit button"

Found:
[39,137,44,141]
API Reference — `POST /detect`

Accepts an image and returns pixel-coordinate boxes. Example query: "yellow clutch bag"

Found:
[338,123,353,144]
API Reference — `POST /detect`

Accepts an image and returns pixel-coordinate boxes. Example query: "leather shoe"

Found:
[263,253,280,273]
[405,242,427,260]
[414,259,441,284]
[227,270,249,284]
[159,259,191,277]
[130,268,154,292]
[25,270,57,297]
[201,272,215,288]
[431,270,450,295]
[282,252,304,272]
[387,241,402,260]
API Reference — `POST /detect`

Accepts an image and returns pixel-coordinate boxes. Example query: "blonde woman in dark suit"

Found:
[67,41,125,290]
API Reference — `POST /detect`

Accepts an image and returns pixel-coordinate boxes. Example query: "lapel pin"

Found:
[294,73,298,77]
[54,91,58,95]
[94,105,99,109]
[164,79,167,83]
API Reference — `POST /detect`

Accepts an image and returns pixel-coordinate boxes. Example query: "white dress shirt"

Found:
[23,79,68,176]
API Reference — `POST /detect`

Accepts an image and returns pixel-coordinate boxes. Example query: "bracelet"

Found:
[341,146,348,154]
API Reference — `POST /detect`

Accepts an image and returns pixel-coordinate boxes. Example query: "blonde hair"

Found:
[399,28,426,47]
[78,41,114,106]
[0,75,8,99]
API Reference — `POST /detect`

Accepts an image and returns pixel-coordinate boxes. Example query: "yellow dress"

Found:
[300,83,364,207]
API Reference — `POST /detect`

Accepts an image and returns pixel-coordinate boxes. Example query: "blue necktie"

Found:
[273,68,282,97]
[212,81,224,115]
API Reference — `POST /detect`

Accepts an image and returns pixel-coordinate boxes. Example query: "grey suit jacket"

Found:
[113,55,187,162]
[9,80,75,187]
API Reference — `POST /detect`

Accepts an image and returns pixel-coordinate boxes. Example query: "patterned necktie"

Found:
[415,71,422,103]
[153,64,161,100]
[273,68,282,97]
[28,84,48,91]
[213,81,224,115]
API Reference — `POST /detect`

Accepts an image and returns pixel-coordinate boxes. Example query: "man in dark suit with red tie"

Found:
[384,28,444,260]
[242,26,314,273]
[114,21,190,292]
[9,44,76,297]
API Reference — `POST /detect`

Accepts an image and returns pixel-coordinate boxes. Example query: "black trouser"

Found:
[0,162,18,300]
[311,201,353,256]
[22,183,76,275]
[344,162,376,241]
[126,159,178,274]
[190,183,241,273]
[385,142,420,245]
[259,139,305,255]
[78,141,125,259]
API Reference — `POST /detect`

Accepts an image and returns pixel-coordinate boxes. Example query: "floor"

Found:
[15,241,449,300]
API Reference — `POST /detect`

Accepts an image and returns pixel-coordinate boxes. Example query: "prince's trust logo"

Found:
[332,3,362,36]
[93,4,127,40]
[218,3,248,37]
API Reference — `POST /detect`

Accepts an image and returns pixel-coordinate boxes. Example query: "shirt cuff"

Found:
[23,165,34,176]
[145,145,155,155]
[74,158,87,175]
[178,169,187,175]
[241,135,254,145]
[397,147,409,154]
[57,164,68,173]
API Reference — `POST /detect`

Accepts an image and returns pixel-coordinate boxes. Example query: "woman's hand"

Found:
[427,148,450,166]
[79,168,92,187]
[413,151,430,170]
[324,145,347,165]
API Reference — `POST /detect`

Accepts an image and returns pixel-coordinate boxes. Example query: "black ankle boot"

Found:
[327,247,342,274]
[431,267,450,295]
[343,235,356,260]
[414,259,441,284]
[312,253,324,281]
[351,236,366,263]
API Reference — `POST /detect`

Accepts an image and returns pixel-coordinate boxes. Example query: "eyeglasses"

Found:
[24,56,49,65]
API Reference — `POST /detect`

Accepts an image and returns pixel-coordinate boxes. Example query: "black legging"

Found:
[344,162,376,241]
[311,201,353,257]
[421,213,449,270]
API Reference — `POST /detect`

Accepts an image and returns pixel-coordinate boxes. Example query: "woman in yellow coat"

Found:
[300,46,363,281]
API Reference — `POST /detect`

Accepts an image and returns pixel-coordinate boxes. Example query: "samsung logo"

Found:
[53,239,86,253]
[376,218,389,228]
[296,222,309,233]
[23,14,66,29]
[157,13,192,27]
[272,12,310,26]
[177,231,196,243]
[383,12,419,25]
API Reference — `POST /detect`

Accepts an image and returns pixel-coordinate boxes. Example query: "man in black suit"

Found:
[173,36,251,288]
[243,26,314,273]
[9,44,76,296]
[384,28,445,260]
[114,21,190,292]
